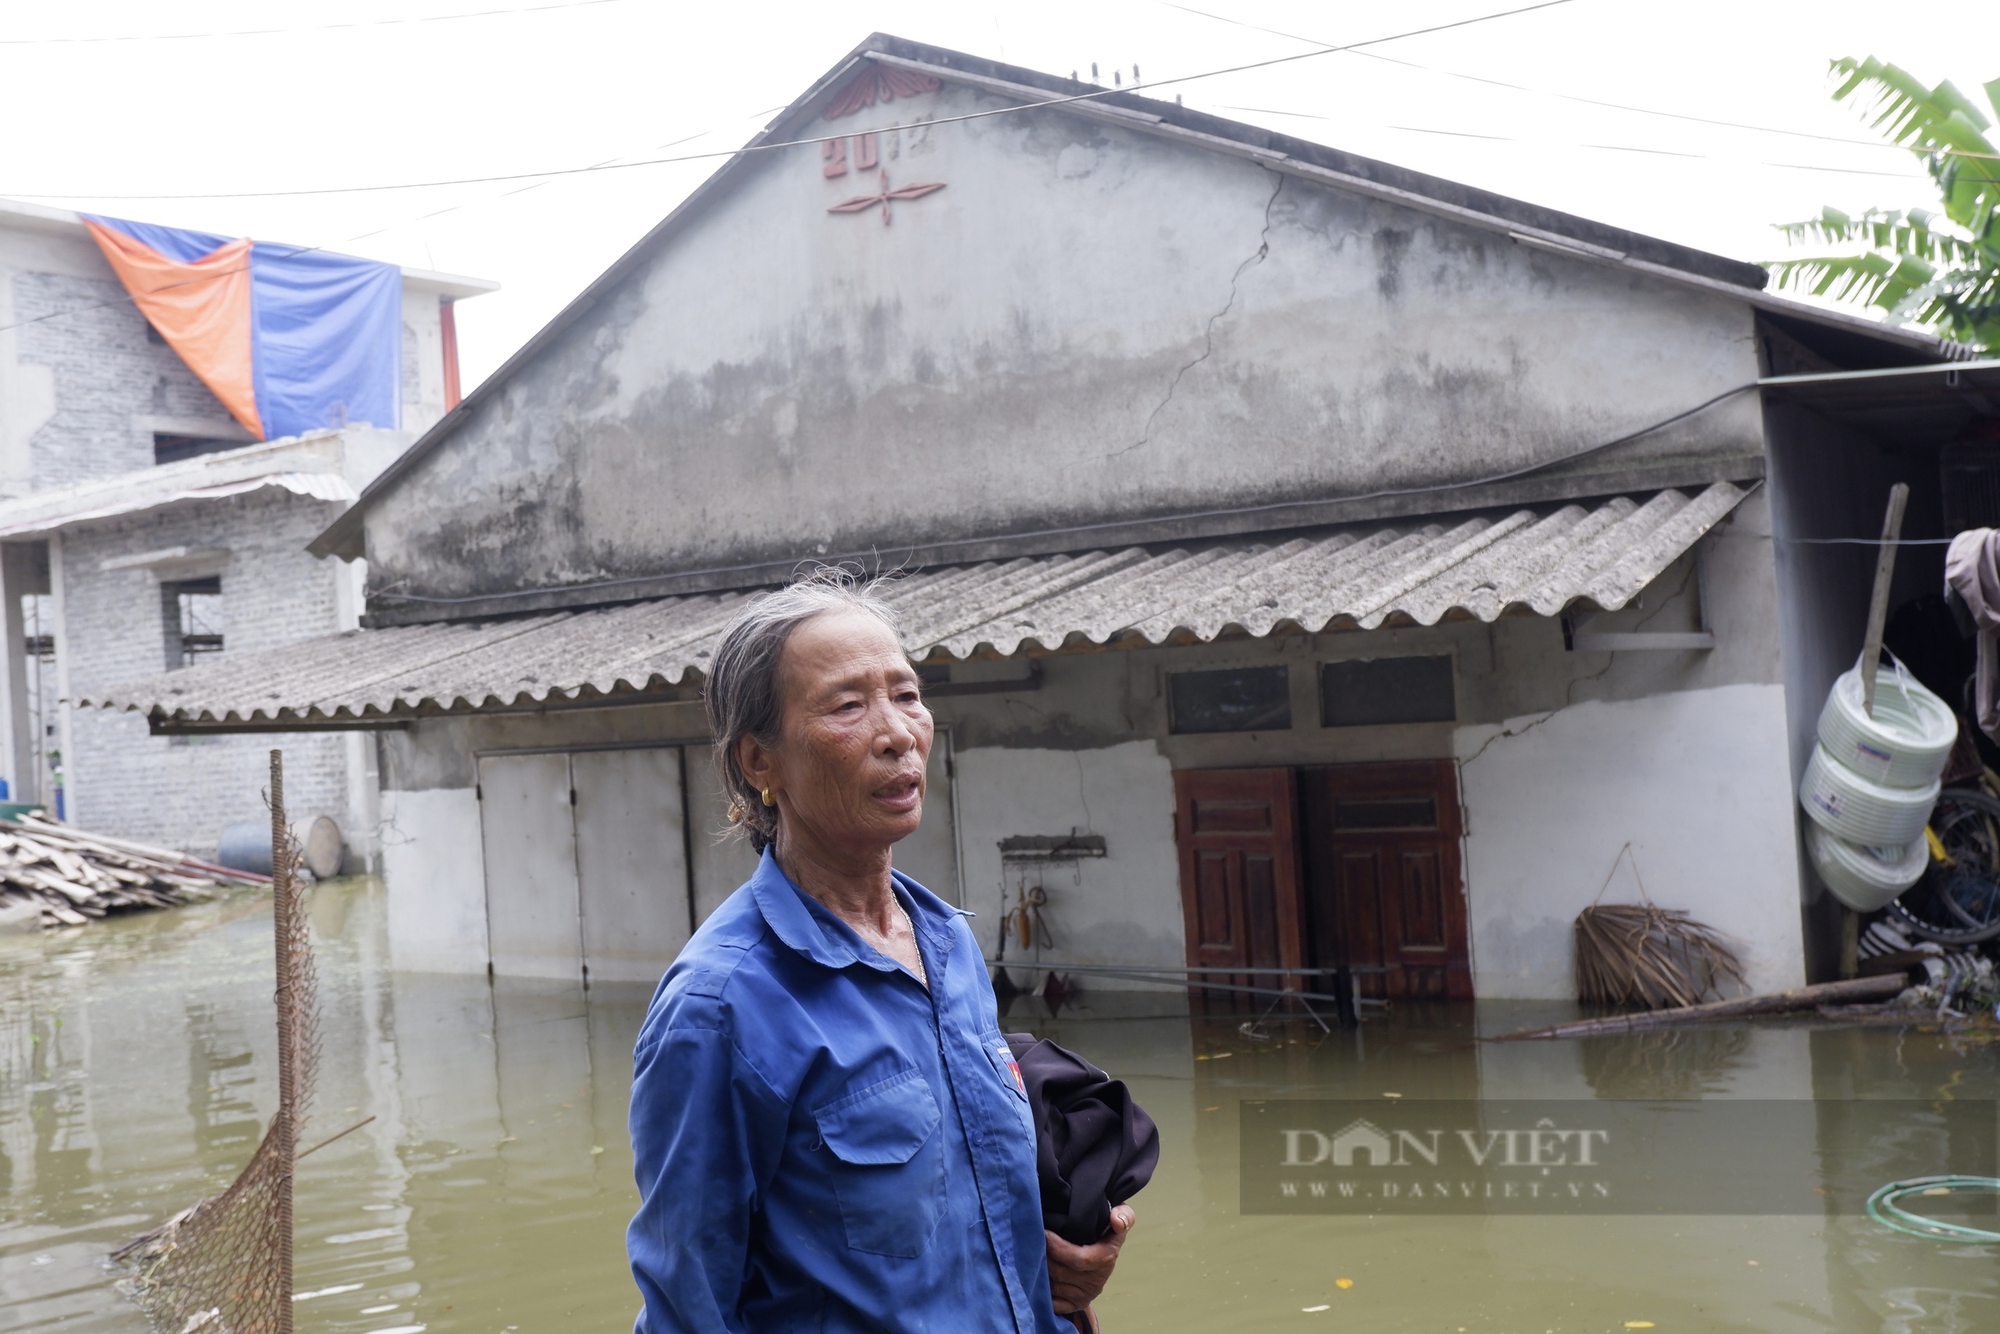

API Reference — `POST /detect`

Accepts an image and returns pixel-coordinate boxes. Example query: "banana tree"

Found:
[1768,58,2000,351]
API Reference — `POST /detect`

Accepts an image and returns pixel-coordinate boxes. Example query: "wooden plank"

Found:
[1859,482,1910,716]
[1495,973,1909,1040]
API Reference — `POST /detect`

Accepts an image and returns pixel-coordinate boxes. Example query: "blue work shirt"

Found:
[627,849,1067,1334]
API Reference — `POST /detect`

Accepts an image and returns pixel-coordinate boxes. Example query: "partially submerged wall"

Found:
[1456,683,1802,997]
[375,495,1802,996]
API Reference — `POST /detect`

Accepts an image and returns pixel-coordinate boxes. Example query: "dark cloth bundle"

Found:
[1004,1033,1159,1245]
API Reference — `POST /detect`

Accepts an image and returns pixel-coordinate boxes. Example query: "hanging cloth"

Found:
[1004,1034,1160,1245]
[1946,527,2000,742]
[83,215,403,442]
[83,220,261,437]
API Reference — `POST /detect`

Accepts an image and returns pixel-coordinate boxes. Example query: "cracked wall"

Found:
[362,84,1766,601]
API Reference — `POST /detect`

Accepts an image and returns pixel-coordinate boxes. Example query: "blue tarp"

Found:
[84,214,402,440]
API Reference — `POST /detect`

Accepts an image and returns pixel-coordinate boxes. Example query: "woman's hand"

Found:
[1045,1204,1135,1314]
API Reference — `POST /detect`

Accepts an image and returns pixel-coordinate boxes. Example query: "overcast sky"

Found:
[8,0,1998,389]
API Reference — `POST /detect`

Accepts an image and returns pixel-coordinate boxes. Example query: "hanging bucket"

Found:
[1805,821,1928,913]
[1800,744,1940,846]
[1816,659,1957,790]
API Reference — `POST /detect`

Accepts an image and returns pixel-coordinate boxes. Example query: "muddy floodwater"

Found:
[5,879,2000,1333]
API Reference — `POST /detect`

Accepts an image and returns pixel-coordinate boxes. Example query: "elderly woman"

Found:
[627,574,1135,1333]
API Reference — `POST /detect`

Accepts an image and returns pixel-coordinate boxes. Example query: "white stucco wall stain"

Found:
[362,79,1764,601]
[1455,681,1805,1000]
[953,740,1184,987]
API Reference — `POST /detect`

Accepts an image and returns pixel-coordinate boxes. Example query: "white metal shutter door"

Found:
[477,752,583,980]
[572,747,692,983]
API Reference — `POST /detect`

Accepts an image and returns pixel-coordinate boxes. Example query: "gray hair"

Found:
[705,567,902,853]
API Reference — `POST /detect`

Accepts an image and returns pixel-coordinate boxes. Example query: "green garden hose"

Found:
[1867,1176,2000,1243]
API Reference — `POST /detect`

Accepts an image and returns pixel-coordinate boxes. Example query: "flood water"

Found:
[4,878,1999,1333]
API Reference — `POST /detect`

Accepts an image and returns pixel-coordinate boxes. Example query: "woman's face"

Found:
[743,609,934,858]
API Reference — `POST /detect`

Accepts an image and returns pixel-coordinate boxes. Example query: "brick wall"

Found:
[63,487,358,858]
[13,271,239,491]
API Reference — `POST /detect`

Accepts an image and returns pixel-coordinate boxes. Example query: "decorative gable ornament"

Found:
[827,170,946,227]
[822,65,942,120]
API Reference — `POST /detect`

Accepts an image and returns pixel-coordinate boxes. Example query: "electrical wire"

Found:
[1167,1,1894,150]
[4,0,1583,202]
[1214,107,1931,180]
[371,382,1759,605]
[0,126,728,340]
[0,0,1585,339]
[1782,537,1958,545]
[1165,0,2000,165]
[0,0,628,45]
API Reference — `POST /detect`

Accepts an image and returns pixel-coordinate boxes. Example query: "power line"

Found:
[0,2,1575,334]
[0,0,627,45]
[3,0,1583,202]
[1217,106,1932,180]
[1162,0,2000,162]
[0,127,738,338]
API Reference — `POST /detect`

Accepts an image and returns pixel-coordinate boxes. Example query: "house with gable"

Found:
[82,35,1979,997]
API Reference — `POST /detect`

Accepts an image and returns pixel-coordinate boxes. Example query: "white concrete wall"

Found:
[381,786,488,973]
[954,740,1184,983]
[1455,682,1805,999]
[363,77,1765,602]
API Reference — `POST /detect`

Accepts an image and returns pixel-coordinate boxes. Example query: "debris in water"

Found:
[0,815,266,929]
[1500,974,1908,1040]
[1301,1305,1329,1313]
[1334,1278,1353,1289]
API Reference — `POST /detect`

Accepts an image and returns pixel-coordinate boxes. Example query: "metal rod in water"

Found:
[269,749,295,1334]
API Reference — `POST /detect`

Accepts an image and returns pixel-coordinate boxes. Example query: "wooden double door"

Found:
[1174,762,1471,1002]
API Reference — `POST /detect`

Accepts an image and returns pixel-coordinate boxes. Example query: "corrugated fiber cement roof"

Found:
[90,482,1746,727]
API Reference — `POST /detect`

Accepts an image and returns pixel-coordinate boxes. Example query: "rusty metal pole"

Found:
[269,750,295,1333]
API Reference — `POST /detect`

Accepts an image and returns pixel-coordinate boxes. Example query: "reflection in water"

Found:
[1578,1026,1755,1100]
[1,884,1997,1333]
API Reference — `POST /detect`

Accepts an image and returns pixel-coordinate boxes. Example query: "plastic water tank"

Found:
[216,815,345,879]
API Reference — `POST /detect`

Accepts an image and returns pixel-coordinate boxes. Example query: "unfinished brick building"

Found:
[0,197,492,862]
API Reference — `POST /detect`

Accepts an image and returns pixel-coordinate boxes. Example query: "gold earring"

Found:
[761,788,775,807]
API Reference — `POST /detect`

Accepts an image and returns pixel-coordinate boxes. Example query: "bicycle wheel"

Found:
[1884,787,2000,945]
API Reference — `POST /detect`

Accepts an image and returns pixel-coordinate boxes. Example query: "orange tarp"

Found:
[83,220,263,439]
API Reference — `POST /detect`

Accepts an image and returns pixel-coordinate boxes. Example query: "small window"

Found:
[162,577,224,669]
[1168,666,1291,734]
[1320,656,1455,728]
[154,433,243,465]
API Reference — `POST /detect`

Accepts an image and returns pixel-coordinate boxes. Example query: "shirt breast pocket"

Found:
[813,1068,947,1258]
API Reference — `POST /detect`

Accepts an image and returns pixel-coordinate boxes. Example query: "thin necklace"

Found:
[894,896,928,987]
